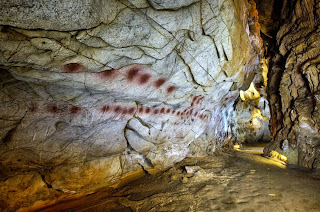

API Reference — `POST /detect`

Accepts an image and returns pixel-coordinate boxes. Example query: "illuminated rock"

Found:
[0,0,264,210]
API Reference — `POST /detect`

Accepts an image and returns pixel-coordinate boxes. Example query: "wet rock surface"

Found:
[37,151,320,212]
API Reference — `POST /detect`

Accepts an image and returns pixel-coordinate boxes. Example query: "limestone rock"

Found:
[264,0,320,169]
[0,0,127,31]
[126,129,155,153]
[0,0,260,210]
[45,156,122,193]
[148,0,199,10]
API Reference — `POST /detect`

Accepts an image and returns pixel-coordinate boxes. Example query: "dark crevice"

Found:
[222,47,229,61]
[38,172,52,189]
[1,127,15,145]
[38,171,63,192]
[139,163,150,176]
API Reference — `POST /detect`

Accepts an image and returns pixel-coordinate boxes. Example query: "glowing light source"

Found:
[261,58,269,86]
[239,82,261,104]
[270,150,288,162]
[234,144,241,150]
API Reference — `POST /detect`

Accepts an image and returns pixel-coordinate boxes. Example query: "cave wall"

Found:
[263,0,320,168]
[0,0,266,210]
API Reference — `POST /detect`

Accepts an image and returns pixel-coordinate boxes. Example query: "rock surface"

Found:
[0,0,266,210]
[147,0,199,10]
[0,0,123,31]
[34,151,320,212]
[263,0,320,169]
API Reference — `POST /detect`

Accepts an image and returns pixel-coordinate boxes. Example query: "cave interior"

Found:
[0,0,320,211]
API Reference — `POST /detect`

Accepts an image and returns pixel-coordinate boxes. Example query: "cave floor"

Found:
[38,150,320,212]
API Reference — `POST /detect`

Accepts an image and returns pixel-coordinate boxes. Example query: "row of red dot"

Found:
[105,67,177,94]
[137,106,209,120]
[28,103,209,120]
[28,104,83,114]
[62,63,177,94]
[100,105,136,115]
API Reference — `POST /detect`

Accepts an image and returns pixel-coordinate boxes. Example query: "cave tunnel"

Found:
[0,0,320,211]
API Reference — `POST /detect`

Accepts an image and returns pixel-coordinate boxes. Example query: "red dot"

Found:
[114,106,121,113]
[199,115,203,119]
[122,108,128,115]
[172,110,176,114]
[28,103,37,113]
[197,96,204,104]
[167,86,176,94]
[154,78,166,88]
[97,69,117,80]
[127,68,140,81]
[193,96,198,102]
[194,112,198,116]
[160,108,165,113]
[145,107,151,113]
[139,73,151,85]
[128,107,135,114]
[177,111,181,116]
[70,106,81,114]
[49,105,59,113]
[139,107,144,113]
[153,109,159,114]
[166,109,171,113]
[101,105,110,113]
[63,63,84,73]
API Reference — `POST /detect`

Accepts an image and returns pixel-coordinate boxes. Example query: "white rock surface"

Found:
[148,0,199,10]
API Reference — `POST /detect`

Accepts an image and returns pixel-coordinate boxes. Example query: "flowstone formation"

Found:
[0,0,265,210]
[262,0,320,169]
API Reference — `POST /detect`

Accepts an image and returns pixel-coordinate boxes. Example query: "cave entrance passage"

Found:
[234,141,269,155]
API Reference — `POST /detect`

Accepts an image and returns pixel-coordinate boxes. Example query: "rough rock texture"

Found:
[0,0,264,210]
[264,0,320,169]
[235,81,270,144]
[147,0,199,10]
[215,0,269,146]
[40,152,320,212]
[254,0,284,37]
[0,0,122,31]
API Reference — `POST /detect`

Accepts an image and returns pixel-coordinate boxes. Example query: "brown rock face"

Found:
[254,0,285,37]
[264,0,320,169]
